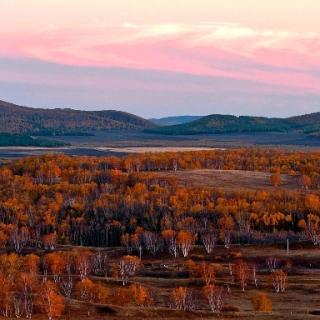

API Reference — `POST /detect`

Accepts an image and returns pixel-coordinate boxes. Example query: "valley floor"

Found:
[37,243,320,320]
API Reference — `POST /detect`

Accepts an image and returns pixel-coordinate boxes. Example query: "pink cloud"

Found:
[1,23,320,94]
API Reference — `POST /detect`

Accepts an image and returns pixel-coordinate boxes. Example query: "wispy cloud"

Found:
[0,22,320,91]
[2,22,319,64]
[1,57,319,118]
[1,21,320,113]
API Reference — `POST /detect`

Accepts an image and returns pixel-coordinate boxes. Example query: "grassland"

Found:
[47,243,320,320]
[1,129,320,160]
[158,169,298,192]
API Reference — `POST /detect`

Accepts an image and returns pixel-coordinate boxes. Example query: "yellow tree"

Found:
[36,281,64,320]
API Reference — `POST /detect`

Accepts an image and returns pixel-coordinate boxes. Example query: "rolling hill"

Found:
[149,115,203,126]
[146,113,320,135]
[0,100,155,135]
[288,113,320,134]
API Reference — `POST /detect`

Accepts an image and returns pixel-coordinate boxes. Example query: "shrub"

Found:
[251,292,272,312]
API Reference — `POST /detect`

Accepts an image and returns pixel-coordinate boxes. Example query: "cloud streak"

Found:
[1,22,319,93]
[1,57,319,118]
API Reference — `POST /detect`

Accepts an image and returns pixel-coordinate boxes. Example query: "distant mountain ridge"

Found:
[2,99,320,137]
[146,113,320,135]
[0,100,155,135]
[149,115,203,126]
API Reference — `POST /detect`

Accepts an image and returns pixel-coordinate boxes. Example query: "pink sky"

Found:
[1,0,320,117]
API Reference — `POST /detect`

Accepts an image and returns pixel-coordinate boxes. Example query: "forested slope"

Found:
[146,113,320,135]
[0,99,155,135]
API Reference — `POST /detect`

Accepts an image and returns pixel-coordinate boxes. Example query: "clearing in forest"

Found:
[159,169,298,191]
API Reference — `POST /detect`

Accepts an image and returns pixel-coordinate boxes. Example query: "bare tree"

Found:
[60,276,73,298]
[203,286,226,313]
[221,231,231,249]
[42,259,49,283]
[13,295,23,318]
[228,262,235,285]
[251,264,258,287]
[143,231,161,255]
[201,231,216,254]
[199,263,215,286]
[235,260,249,292]
[76,252,91,281]
[24,297,33,320]
[120,233,132,254]
[305,215,320,245]
[118,256,140,286]
[91,251,108,275]
[162,230,178,258]
[131,232,143,260]
[9,226,29,253]
[266,257,279,273]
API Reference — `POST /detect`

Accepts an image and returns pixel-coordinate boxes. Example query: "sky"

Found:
[1,0,320,118]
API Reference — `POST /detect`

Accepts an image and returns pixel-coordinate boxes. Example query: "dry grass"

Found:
[50,244,320,320]
[159,169,299,192]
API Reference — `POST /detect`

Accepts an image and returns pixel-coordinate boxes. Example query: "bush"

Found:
[251,292,272,312]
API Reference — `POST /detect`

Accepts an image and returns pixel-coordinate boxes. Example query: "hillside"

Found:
[146,114,297,135]
[149,115,203,126]
[288,112,320,134]
[146,113,320,135]
[0,100,155,135]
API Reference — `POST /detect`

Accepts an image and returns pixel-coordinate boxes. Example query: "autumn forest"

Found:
[0,149,319,319]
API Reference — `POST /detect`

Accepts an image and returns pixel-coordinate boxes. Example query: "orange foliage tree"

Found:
[177,231,195,258]
[235,260,249,292]
[129,284,153,306]
[75,278,108,303]
[251,292,272,312]
[36,281,64,320]
[271,269,287,293]
[199,263,215,286]
[171,287,194,311]
[270,173,281,187]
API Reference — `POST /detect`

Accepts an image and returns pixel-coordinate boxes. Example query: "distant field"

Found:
[159,169,298,191]
[0,129,319,159]
[0,146,218,159]
[99,146,218,153]
[40,130,320,148]
[0,130,319,160]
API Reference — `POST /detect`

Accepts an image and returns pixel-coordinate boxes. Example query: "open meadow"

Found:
[157,169,298,192]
